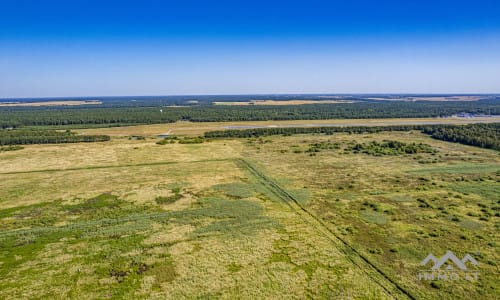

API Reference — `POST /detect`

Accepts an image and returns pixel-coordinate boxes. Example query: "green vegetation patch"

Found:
[156,136,205,145]
[346,140,436,156]
[360,210,389,225]
[0,202,63,230]
[155,187,184,204]
[178,136,205,144]
[306,141,340,153]
[0,145,24,151]
[226,262,243,273]
[388,194,414,202]
[65,193,122,213]
[155,194,183,204]
[449,181,500,200]
[287,188,311,205]
[459,219,484,230]
[178,197,280,238]
[212,183,256,198]
[156,136,179,145]
[410,163,500,174]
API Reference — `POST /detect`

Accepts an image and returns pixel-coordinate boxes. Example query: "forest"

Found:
[422,123,500,151]
[1,100,499,128]
[0,129,110,145]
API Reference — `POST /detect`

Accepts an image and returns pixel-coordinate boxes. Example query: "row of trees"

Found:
[204,125,425,138]
[0,129,110,145]
[1,100,499,128]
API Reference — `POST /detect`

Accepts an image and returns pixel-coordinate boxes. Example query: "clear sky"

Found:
[1,0,500,98]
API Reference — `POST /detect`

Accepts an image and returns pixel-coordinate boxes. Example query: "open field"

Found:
[0,126,498,299]
[213,100,355,105]
[76,116,500,137]
[0,100,102,107]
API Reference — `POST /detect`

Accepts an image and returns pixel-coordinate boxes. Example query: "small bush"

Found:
[178,136,205,144]
[155,194,182,205]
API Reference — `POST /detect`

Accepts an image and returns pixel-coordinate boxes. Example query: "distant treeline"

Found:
[205,123,500,151]
[422,123,500,151]
[1,100,499,128]
[0,129,110,145]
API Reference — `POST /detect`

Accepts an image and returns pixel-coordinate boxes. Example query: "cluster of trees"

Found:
[1,100,499,129]
[0,129,110,145]
[346,140,436,156]
[422,123,500,151]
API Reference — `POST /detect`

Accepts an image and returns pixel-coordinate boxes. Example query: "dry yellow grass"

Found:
[0,138,244,174]
[0,159,245,208]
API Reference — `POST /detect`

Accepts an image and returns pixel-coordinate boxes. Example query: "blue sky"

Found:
[1,0,500,97]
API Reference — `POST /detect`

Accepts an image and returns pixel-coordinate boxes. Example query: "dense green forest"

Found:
[0,129,110,145]
[205,123,500,151]
[423,123,500,151]
[1,100,499,128]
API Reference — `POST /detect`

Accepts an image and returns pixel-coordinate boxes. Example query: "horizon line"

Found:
[2,92,500,100]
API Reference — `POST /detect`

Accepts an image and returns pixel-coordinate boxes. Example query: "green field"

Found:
[0,129,498,299]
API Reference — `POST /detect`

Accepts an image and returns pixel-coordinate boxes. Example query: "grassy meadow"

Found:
[0,127,498,299]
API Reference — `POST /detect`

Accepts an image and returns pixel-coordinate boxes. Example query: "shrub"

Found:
[155,194,183,205]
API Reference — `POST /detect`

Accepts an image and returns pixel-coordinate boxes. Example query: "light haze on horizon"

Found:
[1,0,500,98]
